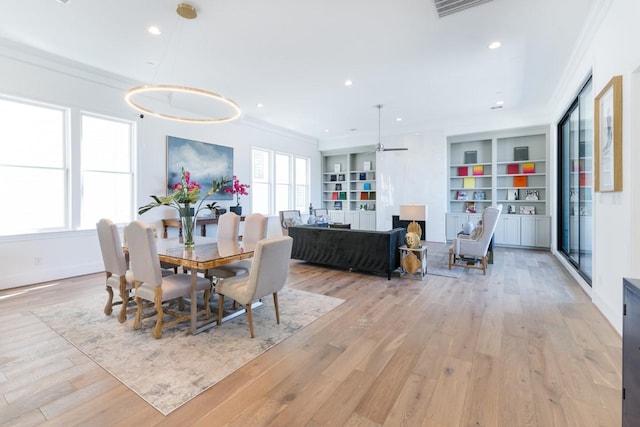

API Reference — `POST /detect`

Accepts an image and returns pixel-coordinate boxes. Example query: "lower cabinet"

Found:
[329,210,376,230]
[447,212,550,249]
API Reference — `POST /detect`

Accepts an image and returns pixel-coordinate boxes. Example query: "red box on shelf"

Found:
[458,166,468,176]
[507,164,519,174]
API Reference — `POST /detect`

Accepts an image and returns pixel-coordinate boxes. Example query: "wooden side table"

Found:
[399,245,428,280]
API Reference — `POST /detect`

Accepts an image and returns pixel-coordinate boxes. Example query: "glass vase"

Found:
[180,204,196,248]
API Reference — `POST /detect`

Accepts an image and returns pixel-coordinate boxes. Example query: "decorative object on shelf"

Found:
[594,74,623,192]
[334,163,341,173]
[359,172,366,180]
[507,163,519,174]
[474,191,486,200]
[569,189,578,202]
[507,205,516,214]
[125,4,241,124]
[456,191,468,201]
[464,150,477,164]
[473,165,484,176]
[513,175,527,187]
[463,177,475,189]
[522,162,535,174]
[458,166,469,176]
[399,204,427,243]
[224,175,250,216]
[338,174,346,181]
[520,206,535,215]
[524,190,539,201]
[138,167,225,247]
[330,174,337,181]
[514,146,529,161]
[465,202,476,213]
[507,188,518,201]
[335,183,342,191]
[363,183,371,190]
[334,201,342,210]
[363,161,372,171]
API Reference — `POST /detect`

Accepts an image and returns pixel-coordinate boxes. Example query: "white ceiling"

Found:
[0,0,597,140]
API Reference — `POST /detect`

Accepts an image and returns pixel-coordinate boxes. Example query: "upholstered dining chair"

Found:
[216,235,293,338]
[217,211,240,241]
[125,221,212,339]
[448,205,502,275]
[96,218,135,323]
[208,213,268,280]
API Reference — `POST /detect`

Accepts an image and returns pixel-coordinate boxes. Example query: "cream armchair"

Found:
[448,205,502,275]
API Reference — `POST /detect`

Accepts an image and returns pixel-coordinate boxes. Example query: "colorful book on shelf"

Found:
[458,166,468,177]
[522,162,535,174]
[369,192,376,200]
[463,177,475,189]
[472,165,483,176]
[579,172,591,186]
[360,192,368,200]
[339,192,347,200]
[331,192,338,200]
[363,183,371,190]
[513,175,527,187]
[334,201,342,210]
[507,163,519,174]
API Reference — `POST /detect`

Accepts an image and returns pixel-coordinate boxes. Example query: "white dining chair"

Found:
[208,213,268,280]
[216,235,293,338]
[96,218,135,323]
[125,221,212,339]
[217,211,240,241]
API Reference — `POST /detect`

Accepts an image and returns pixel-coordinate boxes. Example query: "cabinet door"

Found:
[359,211,376,231]
[494,216,521,246]
[446,213,468,240]
[345,211,360,229]
[520,216,550,248]
[328,210,345,224]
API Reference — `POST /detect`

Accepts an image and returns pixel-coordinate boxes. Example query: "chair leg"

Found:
[152,289,164,339]
[482,256,487,275]
[133,296,143,330]
[448,251,453,270]
[117,276,129,323]
[246,304,255,338]
[273,292,280,324]
[217,294,225,325]
[104,285,114,315]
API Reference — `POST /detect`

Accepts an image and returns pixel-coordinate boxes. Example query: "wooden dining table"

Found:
[126,236,256,335]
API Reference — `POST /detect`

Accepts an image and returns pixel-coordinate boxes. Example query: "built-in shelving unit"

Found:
[447,126,551,248]
[321,148,377,230]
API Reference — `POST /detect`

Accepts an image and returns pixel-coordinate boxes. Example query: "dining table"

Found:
[126,235,256,335]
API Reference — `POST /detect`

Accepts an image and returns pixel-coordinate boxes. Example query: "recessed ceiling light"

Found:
[147,26,161,35]
[257,103,264,108]
[56,0,70,3]
[496,100,504,106]
[396,117,402,122]
[489,41,501,49]
[344,80,353,87]
[324,129,329,133]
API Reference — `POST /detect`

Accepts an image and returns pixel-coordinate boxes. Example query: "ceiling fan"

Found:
[374,104,408,152]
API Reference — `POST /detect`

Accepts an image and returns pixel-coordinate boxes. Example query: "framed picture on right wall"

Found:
[594,75,623,192]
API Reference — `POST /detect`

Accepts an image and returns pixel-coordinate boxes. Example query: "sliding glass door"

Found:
[557,77,593,283]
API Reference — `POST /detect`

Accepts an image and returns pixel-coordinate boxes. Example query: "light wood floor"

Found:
[0,246,621,426]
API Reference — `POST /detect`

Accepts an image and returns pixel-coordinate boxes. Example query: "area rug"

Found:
[425,242,463,278]
[32,288,344,415]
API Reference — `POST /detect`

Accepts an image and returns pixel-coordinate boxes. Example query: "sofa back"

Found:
[288,226,406,278]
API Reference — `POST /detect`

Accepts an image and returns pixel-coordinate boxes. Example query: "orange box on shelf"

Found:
[522,162,535,174]
[513,176,527,187]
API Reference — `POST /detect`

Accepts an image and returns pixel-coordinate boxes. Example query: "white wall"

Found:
[0,43,319,290]
[549,0,640,333]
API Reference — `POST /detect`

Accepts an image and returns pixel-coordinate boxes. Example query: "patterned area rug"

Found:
[425,242,464,278]
[32,288,344,415]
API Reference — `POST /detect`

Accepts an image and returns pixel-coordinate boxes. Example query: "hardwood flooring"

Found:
[0,246,621,426]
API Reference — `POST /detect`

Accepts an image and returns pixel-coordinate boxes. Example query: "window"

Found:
[0,97,67,235]
[557,76,593,283]
[0,95,135,236]
[251,148,309,215]
[80,114,134,228]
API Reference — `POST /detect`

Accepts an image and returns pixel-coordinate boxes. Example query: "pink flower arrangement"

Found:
[224,176,250,206]
[172,169,202,204]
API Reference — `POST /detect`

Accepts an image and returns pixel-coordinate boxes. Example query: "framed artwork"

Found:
[166,136,233,200]
[594,75,623,192]
[514,146,529,161]
[464,150,477,164]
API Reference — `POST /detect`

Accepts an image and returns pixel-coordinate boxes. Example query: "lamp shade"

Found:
[399,204,427,222]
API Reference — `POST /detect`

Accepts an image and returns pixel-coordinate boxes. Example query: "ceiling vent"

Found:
[433,0,493,18]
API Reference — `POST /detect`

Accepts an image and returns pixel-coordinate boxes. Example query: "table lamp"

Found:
[399,204,428,241]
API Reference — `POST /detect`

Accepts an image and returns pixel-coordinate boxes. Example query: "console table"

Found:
[162,216,245,239]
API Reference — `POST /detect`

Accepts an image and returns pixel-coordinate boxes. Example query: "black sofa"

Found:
[287,225,406,279]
